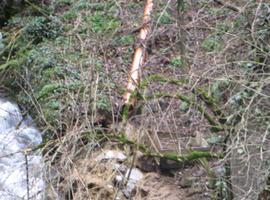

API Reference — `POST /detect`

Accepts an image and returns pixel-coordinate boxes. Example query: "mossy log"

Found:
[99,133,222,162]
[31,130,221,165]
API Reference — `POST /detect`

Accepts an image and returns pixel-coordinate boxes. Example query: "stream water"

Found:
[0,97,44,199]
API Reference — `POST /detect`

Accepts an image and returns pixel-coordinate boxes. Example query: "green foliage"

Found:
[202,36,221,52]
[57,0,112,15]
[210,79,230,102]
[27,45,59,68]
[96,94,111,112]
[216,22,232,34]
[114,35,134,46]
[237,61,257,72]
[170,57,183,67]
[88,11,120,34]
[56,0,71,5]
[208,6,226,16]
[159,11,173,24]
[7,16,27,27]
[256,3,270,40]
[38,84,61,99]
[233,15,248,29]
[38,82,84,99]
[0,58,23,70]
[207,135,224,145]
[62,9,77,20]
[128,2,143,9]
[25,16,63,39]
[47,100,61,110]
[179,101,189,112]
[228,90,249,107]
[43,99,61,123]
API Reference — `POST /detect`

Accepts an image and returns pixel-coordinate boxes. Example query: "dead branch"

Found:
[213,0,240,12]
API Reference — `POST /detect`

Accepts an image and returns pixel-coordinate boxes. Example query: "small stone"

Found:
[136,153,158,172]
[115,175,123,183]
[113,163,127,173]
[95,150,127,162]
[179,176,196,188]
[204,192,209,197]
[122,168,144,198]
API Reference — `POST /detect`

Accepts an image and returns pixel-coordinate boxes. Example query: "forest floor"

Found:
[46,1,231,199]
[1,0,269,199]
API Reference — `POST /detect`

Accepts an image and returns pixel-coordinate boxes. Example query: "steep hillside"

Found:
[0,0,269,199]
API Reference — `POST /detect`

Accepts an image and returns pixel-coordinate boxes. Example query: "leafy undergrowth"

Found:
[0,0,270,199]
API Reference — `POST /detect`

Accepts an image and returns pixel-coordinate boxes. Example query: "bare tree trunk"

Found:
[123,0,153,107]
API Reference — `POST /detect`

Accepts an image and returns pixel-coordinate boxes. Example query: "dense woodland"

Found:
[0,0,270,199]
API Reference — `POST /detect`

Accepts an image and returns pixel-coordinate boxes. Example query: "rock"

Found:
[159,157,186,171]
[113,163,127,173]
[122,168,144,198]
[179,176,196,188]
[0,98,44,199]
[115,175,123,183]
[135,152,158,172]
[95,150,127,162]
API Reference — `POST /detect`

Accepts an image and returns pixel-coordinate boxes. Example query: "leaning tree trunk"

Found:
[123,0,153,108]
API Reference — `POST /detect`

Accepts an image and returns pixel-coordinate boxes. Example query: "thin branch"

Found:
[213,0,240,12]
[24,153,30,200]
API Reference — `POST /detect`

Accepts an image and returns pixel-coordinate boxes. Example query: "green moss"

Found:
[96,133,222,162]
[38,83,61,99]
